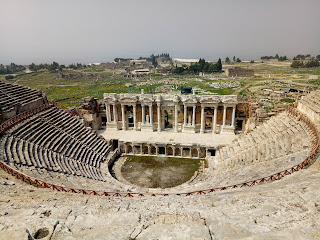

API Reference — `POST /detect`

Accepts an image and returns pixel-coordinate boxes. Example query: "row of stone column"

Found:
[106,103,236,132]
[141,104,153,124]
[183,105,197,126]
[200,105,236,133]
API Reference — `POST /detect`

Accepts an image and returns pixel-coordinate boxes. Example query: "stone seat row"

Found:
[213,112,313,172]
[299,91,320,114]
[37,107,110,158]
[11,118,106,168]
[10,107,111,167]
[0,88,45,112]
[0,83,42,98]
[0,82,38,94]
[2,135,105,181]
[233,112,311,151]
[0,87,40,99]
[0,94,43,110]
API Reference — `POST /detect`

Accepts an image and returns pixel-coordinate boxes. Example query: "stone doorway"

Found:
[159,147,165,155]
[126,106,134,128]
[205,116,213,131]
[208,149,216,156]
[236,120,243,131]
[167,147,174,156]
[164,110,173,130]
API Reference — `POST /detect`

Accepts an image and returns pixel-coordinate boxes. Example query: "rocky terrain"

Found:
[0,156,319,240]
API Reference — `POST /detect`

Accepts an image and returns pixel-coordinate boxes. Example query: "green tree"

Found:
[290,60,301,68]
[216,58,222,72]
[278,56,287,61]
[225,57,231,63]
[150,54,158,67]
[290,60,307,68]
[305,59,319,68]
[29,63,36,71]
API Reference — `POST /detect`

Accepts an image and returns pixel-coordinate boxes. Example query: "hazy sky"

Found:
[0,0,319,64]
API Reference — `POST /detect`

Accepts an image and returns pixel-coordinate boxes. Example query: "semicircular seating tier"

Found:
[298,90,320,124]
[163,110,318,193]
[0,81,47,121]
[0,106,122,190]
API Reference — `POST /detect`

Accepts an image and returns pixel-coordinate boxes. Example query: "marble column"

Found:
[149,104,153,124]
[148,146,151,155]
[133,104,137,130]
[106,105,110,123]
[200,106,205,133]
[223,105,227,127]
[108,104,112,122]
[113,104,118,123]
[184,105,187,126]
[141,104,145,124]
[174,103,179,132]
[192,105,196,126]
[231,106,236,127]
[157,103,161,132]
[213,106,218,134]
[121,104,126,130]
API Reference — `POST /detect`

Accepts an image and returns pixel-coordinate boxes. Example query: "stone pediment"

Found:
[181,95,198,104]
[103,93,118,103]
[140,94,154,103]
[222,95,237,104]
[119,94,138,102]
[200,95,221,104]
[161,94,177,101]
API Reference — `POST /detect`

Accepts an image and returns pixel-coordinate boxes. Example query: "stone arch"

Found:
[182,148,190,157]
[127,144,133,154]
[175,147,181,157]
[191,148,198,158]
[199,148,206,158]
[150,145,156,155]
[167,146,174,156]
[143,145,149,155]
[133,145,141,154]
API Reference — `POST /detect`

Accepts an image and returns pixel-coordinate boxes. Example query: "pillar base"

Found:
[221,125,235,135]
[182,124,196,133]
[106,122,120,130]
[141,123,155,132]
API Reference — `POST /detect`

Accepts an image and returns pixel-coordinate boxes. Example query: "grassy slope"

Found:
[1,63,319,107]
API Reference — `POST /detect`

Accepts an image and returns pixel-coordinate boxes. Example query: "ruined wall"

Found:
[226,67,254,77]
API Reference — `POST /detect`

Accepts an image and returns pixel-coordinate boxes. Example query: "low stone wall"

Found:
[120,141,208,159]
[107,148,122,168]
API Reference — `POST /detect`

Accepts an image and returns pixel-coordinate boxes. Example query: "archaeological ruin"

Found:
[225,67,254,77]
[0,80,319,197]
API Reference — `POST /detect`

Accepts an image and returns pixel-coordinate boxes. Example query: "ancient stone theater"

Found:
[0,81,319,197]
